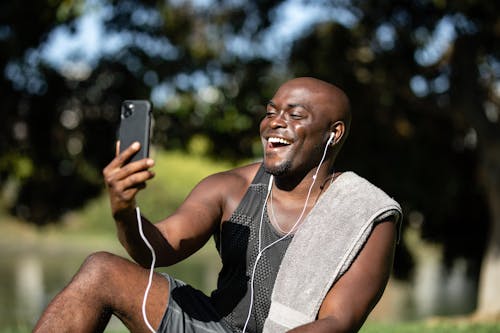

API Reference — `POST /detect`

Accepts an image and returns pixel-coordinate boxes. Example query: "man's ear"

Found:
[330,121,345,145]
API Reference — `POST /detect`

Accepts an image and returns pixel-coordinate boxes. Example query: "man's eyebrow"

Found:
[266,101,310,110]
[288,103,309,110]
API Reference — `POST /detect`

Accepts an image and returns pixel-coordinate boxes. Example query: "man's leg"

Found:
[33,251,169,333]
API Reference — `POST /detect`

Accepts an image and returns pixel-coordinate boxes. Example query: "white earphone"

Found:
[327,131,335,146]
[243,130,336,333]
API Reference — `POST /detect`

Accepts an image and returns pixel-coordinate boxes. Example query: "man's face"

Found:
[260,82,332,177]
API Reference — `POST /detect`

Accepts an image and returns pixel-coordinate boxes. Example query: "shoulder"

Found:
[201,161,261,187]
[335,171,403,239]
[335,172,401,213]
[197,162,262,220]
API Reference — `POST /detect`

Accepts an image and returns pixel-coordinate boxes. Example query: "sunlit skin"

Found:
[33,77,395,333]
[260,78,350,189]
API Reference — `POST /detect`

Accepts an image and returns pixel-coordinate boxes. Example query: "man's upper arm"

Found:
[315,219,397,332]
[152,172,231,264]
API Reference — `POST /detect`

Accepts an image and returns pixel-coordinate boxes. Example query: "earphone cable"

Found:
[136,206,157,333]
[243,135,333,333]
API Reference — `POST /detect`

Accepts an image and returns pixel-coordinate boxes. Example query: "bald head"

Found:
[274,77,351,144]
[261,77,352,176]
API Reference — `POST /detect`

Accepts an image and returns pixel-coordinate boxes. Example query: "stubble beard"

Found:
[264,159,292,177]
[264,142,327,177]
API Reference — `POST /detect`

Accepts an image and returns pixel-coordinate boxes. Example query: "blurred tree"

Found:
[1,0,499,317]
[0,0,90,222]
[0,0,279,223]
[285,0,499,317]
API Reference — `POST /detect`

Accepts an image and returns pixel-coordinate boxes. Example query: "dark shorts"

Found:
[157,273,234,333]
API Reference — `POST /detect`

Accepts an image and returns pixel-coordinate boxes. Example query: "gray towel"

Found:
[263,172,402,332]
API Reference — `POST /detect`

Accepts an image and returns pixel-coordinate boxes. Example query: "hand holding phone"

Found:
[105,100,153,216]
[118,100,152,164]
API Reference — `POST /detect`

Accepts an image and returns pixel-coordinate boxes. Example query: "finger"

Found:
[108,171,150,201]
[120,181,148,202]
[121,170,155,190]
[104,158,155,191]
[119,141,141,163]
[118,158,155,179]
[109,142,141,170]
[109,169,154,195]
[116,141,120,157]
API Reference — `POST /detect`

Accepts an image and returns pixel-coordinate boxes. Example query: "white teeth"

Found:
[268,137,291,145]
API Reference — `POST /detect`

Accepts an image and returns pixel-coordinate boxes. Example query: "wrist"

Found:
[112,202,137,221]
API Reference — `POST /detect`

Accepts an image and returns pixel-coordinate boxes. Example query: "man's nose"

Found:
[270,110,287,128]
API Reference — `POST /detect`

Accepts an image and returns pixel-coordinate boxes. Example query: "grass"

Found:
[2,149,499,332]
[0,149,235,332]
[3,320,499,333]
[360,320,500,332]
[55,148,238,235]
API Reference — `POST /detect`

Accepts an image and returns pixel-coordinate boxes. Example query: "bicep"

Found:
[154,174,226,261]
[317,219,397,330]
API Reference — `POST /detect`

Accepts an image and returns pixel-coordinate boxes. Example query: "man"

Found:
[33,77,401,333]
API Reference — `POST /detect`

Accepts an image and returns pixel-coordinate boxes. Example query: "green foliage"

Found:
[135,148,235,222]
[63,148,236,234]
[0,0,279,224]
[286,1,499,280]
[1,0,500,314]
[0,153,34,180]
[360,321,500,333]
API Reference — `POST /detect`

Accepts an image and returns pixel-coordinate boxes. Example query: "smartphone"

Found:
[118,100,152,164]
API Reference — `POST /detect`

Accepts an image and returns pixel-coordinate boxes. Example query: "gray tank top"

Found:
[211,165,292,333]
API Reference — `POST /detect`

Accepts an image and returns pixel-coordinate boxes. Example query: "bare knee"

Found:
[33,252,126,332]
[82,251,124,269]
[76,251,129,287]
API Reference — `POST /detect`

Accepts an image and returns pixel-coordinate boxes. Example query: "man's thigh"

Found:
[85,252,170,332]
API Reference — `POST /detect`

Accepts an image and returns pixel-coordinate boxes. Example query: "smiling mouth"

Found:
[267,137,292,148]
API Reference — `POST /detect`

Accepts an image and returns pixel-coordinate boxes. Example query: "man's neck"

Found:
[272,165,334,202]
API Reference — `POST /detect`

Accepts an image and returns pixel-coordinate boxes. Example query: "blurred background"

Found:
[1,0,499,332]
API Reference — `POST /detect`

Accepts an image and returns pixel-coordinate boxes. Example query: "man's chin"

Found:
[264,160,292,177]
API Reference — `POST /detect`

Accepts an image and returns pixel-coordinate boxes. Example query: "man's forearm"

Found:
[114,208,173,268]
[287,316,360,333]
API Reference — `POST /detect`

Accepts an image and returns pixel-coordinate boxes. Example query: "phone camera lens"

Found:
[123,103,134,118]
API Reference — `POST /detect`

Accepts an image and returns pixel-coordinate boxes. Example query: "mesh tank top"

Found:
[211,164,293,333]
